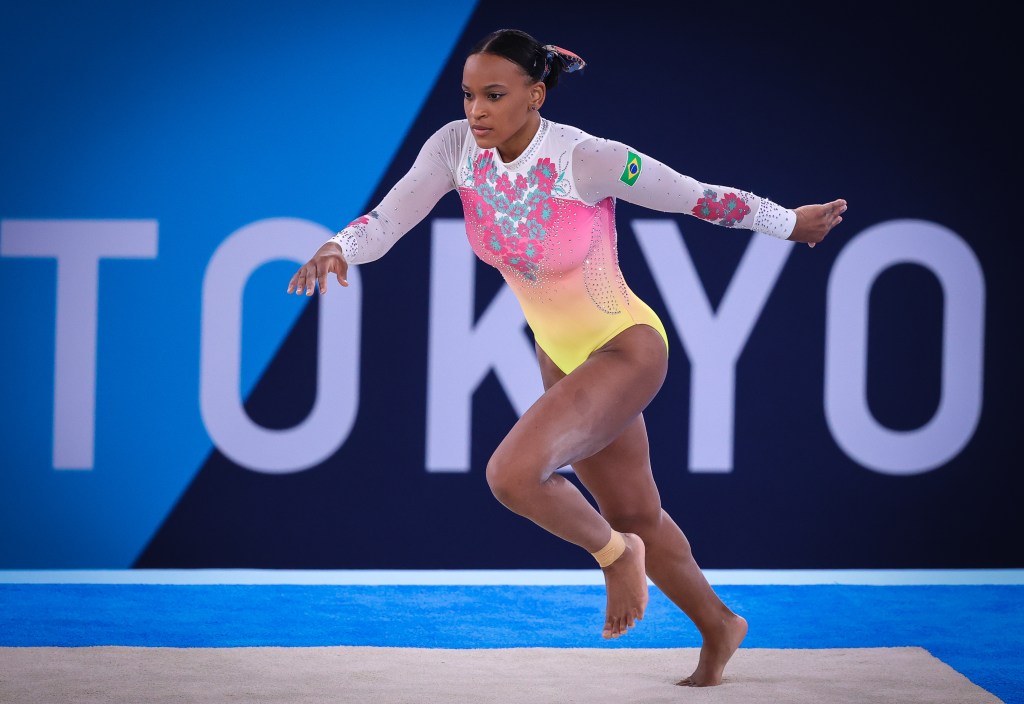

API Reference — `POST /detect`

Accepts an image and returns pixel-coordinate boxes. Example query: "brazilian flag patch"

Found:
[620,150,642,186]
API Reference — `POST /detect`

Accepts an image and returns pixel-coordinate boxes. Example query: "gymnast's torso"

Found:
[455,118,670,373]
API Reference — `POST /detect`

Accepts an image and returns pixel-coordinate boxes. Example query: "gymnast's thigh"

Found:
[533,340,663,521]
[494,324,666,473]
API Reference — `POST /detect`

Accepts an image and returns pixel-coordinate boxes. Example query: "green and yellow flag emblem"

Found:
[620,150,642,186]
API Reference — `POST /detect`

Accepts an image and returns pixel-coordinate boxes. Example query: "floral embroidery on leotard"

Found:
[692,189,751,226]
[465,150,563,281]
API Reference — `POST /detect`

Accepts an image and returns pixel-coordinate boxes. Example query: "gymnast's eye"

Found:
[488,93,504,101]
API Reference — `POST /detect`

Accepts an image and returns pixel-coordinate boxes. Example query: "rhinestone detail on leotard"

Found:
[752,196,794,239]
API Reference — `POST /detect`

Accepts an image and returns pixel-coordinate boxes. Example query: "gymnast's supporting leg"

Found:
[485,324,668,639]
[535,341,748,687]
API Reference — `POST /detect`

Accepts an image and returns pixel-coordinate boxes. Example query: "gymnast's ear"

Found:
[530,80,547,111]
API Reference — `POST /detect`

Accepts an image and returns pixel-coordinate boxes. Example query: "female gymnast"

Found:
[287,28,846,686]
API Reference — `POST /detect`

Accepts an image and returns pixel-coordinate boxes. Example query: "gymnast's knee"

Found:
[485,453,533,510]
[605,505,665,541]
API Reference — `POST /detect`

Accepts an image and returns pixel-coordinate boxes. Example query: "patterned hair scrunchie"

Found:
[540,44,586,80]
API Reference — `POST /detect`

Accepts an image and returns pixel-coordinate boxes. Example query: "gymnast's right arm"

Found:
[287,122,460,296]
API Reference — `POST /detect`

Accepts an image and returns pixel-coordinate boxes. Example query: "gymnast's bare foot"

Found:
[600,533,648,639]
[676,614,748,687]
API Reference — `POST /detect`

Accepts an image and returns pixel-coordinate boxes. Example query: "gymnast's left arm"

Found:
[571,138,846,247]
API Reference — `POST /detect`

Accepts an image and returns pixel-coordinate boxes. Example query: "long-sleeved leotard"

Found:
[328,118,796,374]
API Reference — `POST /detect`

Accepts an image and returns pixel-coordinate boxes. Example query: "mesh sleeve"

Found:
[327,122,462,263]
[572,138,796,239]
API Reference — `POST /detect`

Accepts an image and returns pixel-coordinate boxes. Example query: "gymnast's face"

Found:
[462,52,545,163]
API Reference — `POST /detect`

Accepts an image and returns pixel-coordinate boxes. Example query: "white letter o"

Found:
[200,218,360,473]
[825,219,985,475]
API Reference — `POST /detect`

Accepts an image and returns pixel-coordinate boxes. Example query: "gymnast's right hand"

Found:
[287,242,349,296]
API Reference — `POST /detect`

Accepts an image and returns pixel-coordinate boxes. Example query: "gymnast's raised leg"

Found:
[485,324,668,640]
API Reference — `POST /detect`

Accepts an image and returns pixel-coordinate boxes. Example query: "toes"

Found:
[603,618,616,639]
[604,609,643,638]
[678,677,709,688]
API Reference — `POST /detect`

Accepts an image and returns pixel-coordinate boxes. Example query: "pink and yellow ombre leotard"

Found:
[328,118,796,374]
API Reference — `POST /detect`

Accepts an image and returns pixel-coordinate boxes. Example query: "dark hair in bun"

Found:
[469,29,585,91]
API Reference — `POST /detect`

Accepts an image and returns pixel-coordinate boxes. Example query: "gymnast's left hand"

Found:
[789,198,848,248]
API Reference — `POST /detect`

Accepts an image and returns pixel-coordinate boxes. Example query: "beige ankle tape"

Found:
[591,530,626,568]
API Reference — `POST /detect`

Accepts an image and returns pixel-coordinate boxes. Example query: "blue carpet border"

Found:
[2,584,1020,703]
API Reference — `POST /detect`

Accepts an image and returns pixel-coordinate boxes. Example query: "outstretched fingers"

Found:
[826,198,848,227]
[808,198,848,248]
[288,263,321,296]
[287,267,306,295]
[316,256,350,293]
[287,253,349,296]
[334,258,350,288]
[292,264,314,296]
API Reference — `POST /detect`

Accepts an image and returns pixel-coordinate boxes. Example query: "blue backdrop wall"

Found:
[1,1,1019,569]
